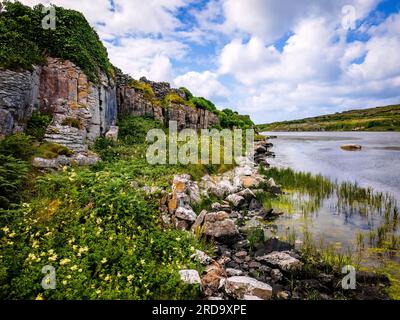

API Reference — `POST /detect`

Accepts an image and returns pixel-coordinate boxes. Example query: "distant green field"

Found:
[257,104,400,132]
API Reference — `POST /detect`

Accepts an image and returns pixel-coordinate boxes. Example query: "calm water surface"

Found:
[261,131,400,254]
[263,131,400,200]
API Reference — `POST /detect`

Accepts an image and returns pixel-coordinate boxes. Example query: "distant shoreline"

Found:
[257,104,400,132]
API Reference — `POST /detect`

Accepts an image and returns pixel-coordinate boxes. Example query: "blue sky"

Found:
[22,0,400,123]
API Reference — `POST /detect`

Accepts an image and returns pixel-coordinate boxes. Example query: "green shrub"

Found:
[26,112,52,140]
[179,87,194,100]
[0,1,114,82]
[62,117,82,129]
[191,97,218,113]
[0,133,34,161]
[163,93,195,109]
[118,116,163,145]
[218,108,254,129]
[0,154,29,209]
[34,142,74,159]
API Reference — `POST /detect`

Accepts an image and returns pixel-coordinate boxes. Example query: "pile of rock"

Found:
[254,140,275,167]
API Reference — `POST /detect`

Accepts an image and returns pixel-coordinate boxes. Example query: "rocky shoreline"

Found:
[163,139,390,300]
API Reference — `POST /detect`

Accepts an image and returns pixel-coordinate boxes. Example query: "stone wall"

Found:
[117,75,220,130]
[0,58,219,154]
[38,57,117,152]
[0,67,41,136]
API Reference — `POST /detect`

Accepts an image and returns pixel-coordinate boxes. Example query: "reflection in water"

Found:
[263,131,400,200]
[261,165,400,274]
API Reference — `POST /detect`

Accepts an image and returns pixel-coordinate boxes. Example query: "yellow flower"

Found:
[60,258,71,266]
[104,274,111,282]
[70,265,78,271]
[35,294,44,300]
[101,258,107,264]
[48,254,58,262]
[62,280,68,285]
[2,226,9,234]
[127,275,134,284]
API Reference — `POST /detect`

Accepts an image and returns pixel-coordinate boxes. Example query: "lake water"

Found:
[263,131,400,201]
[261,131,400,256]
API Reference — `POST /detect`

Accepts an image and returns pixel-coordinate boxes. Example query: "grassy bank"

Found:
[0,116,240,300]
[257,104,400,132]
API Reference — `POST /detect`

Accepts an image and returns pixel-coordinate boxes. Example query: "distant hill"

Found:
[257,104,400,132]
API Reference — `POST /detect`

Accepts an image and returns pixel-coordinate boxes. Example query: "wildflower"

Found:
[78,268,83,273]
[127,275,134,284]
[175,237,181,242]
[48,254,58,262]
[32,240,40,249]
[104,274,111,282]
[60,258,71,266]
[101,258,107,264]
[62,280,68,285]
[96,289,101,295]
[70,265,78,271]
[2,226,9,234]
[35,294,44,300]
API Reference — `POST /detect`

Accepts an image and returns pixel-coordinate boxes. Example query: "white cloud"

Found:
[221,0,380,42]
[17,0,400,123]
[20,0,188,35]
[174,71,228,101]
[105,37,187,82]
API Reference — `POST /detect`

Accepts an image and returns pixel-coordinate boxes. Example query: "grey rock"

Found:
[256,251,303,272]
[225,276,273,300]
[175,207,197,222]
[179,270,201,285]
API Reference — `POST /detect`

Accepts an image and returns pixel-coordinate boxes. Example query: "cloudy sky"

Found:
[21,0,400,123]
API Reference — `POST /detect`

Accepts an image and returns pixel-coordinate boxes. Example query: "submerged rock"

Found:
[341,144,362,151]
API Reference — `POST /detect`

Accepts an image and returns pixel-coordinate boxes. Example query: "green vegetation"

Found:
[34,142,74,159]
[61,117,82,130]
[179,87,254,129]
[128,79,158,103]
[0,154,29,209]
[0,116,243,299]
[257,104,400,132]
[26,112,52,141]
[218,108,254,129]
[0,1,114,82]
[163,93,195,109]
[260,167,400,295]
